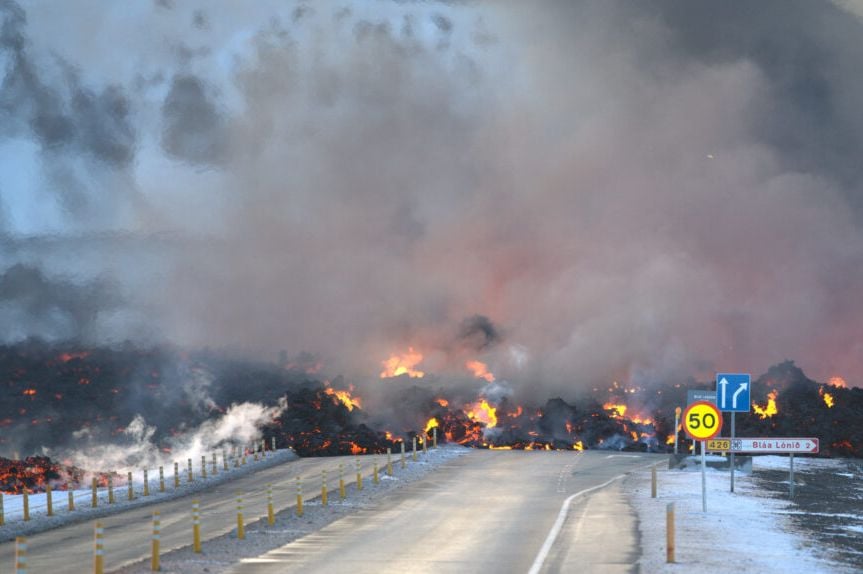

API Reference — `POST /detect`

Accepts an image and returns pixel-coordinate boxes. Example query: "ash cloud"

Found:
[1,0,863,395]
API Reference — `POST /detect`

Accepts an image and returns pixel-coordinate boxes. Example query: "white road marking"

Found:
[528,460,655,574]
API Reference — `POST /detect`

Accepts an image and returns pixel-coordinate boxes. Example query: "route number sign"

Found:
[682,400,723,440]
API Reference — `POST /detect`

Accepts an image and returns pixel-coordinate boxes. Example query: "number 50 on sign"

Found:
[682,401,723,440]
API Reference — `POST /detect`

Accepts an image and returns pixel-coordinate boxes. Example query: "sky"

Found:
[2,0,862,394]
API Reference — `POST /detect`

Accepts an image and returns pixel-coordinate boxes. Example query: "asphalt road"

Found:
[227,450,661,574]
[0,453,383,572]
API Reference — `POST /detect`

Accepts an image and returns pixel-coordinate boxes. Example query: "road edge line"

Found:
[527,461,656,574]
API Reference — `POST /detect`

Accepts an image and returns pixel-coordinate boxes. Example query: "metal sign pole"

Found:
[701,439,707,512]
[730,413,735,493]
[673,408,680,454]
[789,453,795,498]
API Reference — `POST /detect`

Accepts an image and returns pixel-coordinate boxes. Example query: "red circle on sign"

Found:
[682,400,723,440]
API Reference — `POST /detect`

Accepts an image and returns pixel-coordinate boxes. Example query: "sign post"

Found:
[673,407,681,454]
[682,400,723,512]
[715,373,750,493]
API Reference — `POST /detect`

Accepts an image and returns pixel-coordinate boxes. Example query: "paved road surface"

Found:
[228,450,660,574]
[0,453,382,572]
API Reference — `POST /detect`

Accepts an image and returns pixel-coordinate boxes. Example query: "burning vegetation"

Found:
[0,341,861,495]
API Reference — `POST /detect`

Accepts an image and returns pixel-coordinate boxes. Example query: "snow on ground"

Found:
[626,455,855,573]
[0,449,297,541]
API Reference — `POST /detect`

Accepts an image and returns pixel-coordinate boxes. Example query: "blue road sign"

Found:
[715,373,751,412]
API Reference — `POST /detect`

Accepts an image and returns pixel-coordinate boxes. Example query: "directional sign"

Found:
[687,389,716,405]
[682,401,723,440]
[729,438,819,454]
[715,373,750,412]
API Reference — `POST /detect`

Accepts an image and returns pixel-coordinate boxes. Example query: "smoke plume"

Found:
[2,0,863,397]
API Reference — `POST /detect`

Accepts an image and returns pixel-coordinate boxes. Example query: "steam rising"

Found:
[2,0,863,397]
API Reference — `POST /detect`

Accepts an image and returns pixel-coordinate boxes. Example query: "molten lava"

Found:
[323,386,362,411]
[466,360,495,382]
[603,403,627,418]
[425,417,439,434]
[466,399,498,428]
[828,376,847,388]
[753,390,779,419]
[380,348,425,379]
[820,386,835,408]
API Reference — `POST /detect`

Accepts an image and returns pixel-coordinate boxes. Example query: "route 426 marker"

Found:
[682,401,723,440]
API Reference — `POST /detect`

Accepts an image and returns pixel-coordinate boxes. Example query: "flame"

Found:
[630,415,653,425]
[57,352,89,363]
[509,406,523,418]
[466,399,498,428]
[819,386,834,408]
[488,444,512,450]
[466,360,495,382]
[425,417,439,433]
[436,397,449,407]
[666,434,675,445]
[323,386,362,411]
[22,389,37,396]
[753,390,778,419]
[603,403,627,418]
[828,376,847,388]
[380,347,425,378]
[574,441,584,451]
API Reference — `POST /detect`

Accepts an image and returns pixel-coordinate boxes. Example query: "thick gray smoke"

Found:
[2,0,863,397]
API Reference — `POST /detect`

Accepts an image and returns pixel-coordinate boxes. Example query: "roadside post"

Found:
[151,510,160,572]
[790,453,795,498]
[715,373,750,493]
[673,407,681,454]
[15,536,27,574]
[192,500,201,552]
[682,400,722,512]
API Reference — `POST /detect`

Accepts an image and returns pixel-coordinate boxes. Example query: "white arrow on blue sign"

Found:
[715,373,751,412]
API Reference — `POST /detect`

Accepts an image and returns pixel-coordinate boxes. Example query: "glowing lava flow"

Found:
[753,390,778,419]
[466,399,498,428]
[828,376,847,388]
[819,386,834,408]
[323,386,362,411]
[380,348,425,378]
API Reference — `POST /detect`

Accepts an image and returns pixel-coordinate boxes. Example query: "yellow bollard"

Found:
[22,489,29,521]
[67,489,74,512]
[433,427,438,449]
[412,436,417,461]
[271,436,276,451]
[211,452,217,475]
[143,469,150,497]
[174,462,180,488]
[94,520,105,574]
[201,455,207,479]
[187,458,193,483]
[401,441,406,469]
[423,435,427,455]
[236,493,245,540]
[261,439,266,458]
[223,451,228,471]
[151,510,160,572]
[0,493,4,525]
[92,477,98,508]
[242,449,247,466]
[15,536,27,573]
[651,466,657,498]
[267,484,275,525]
[356,457,363,491]
[159,466,165,493]
[127,471,134,501]
[296,476,303,517]
[192,500,201,553]
[387,447,393,476]
[373,461,379,485]
[339,464,346,499]
[46,484,53,516]
[108,476,114,504]
[666,502,675,563]
[253,444,259,462]
[321,471,328,507]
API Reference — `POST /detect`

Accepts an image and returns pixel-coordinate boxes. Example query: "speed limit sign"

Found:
[682,400,722,440]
